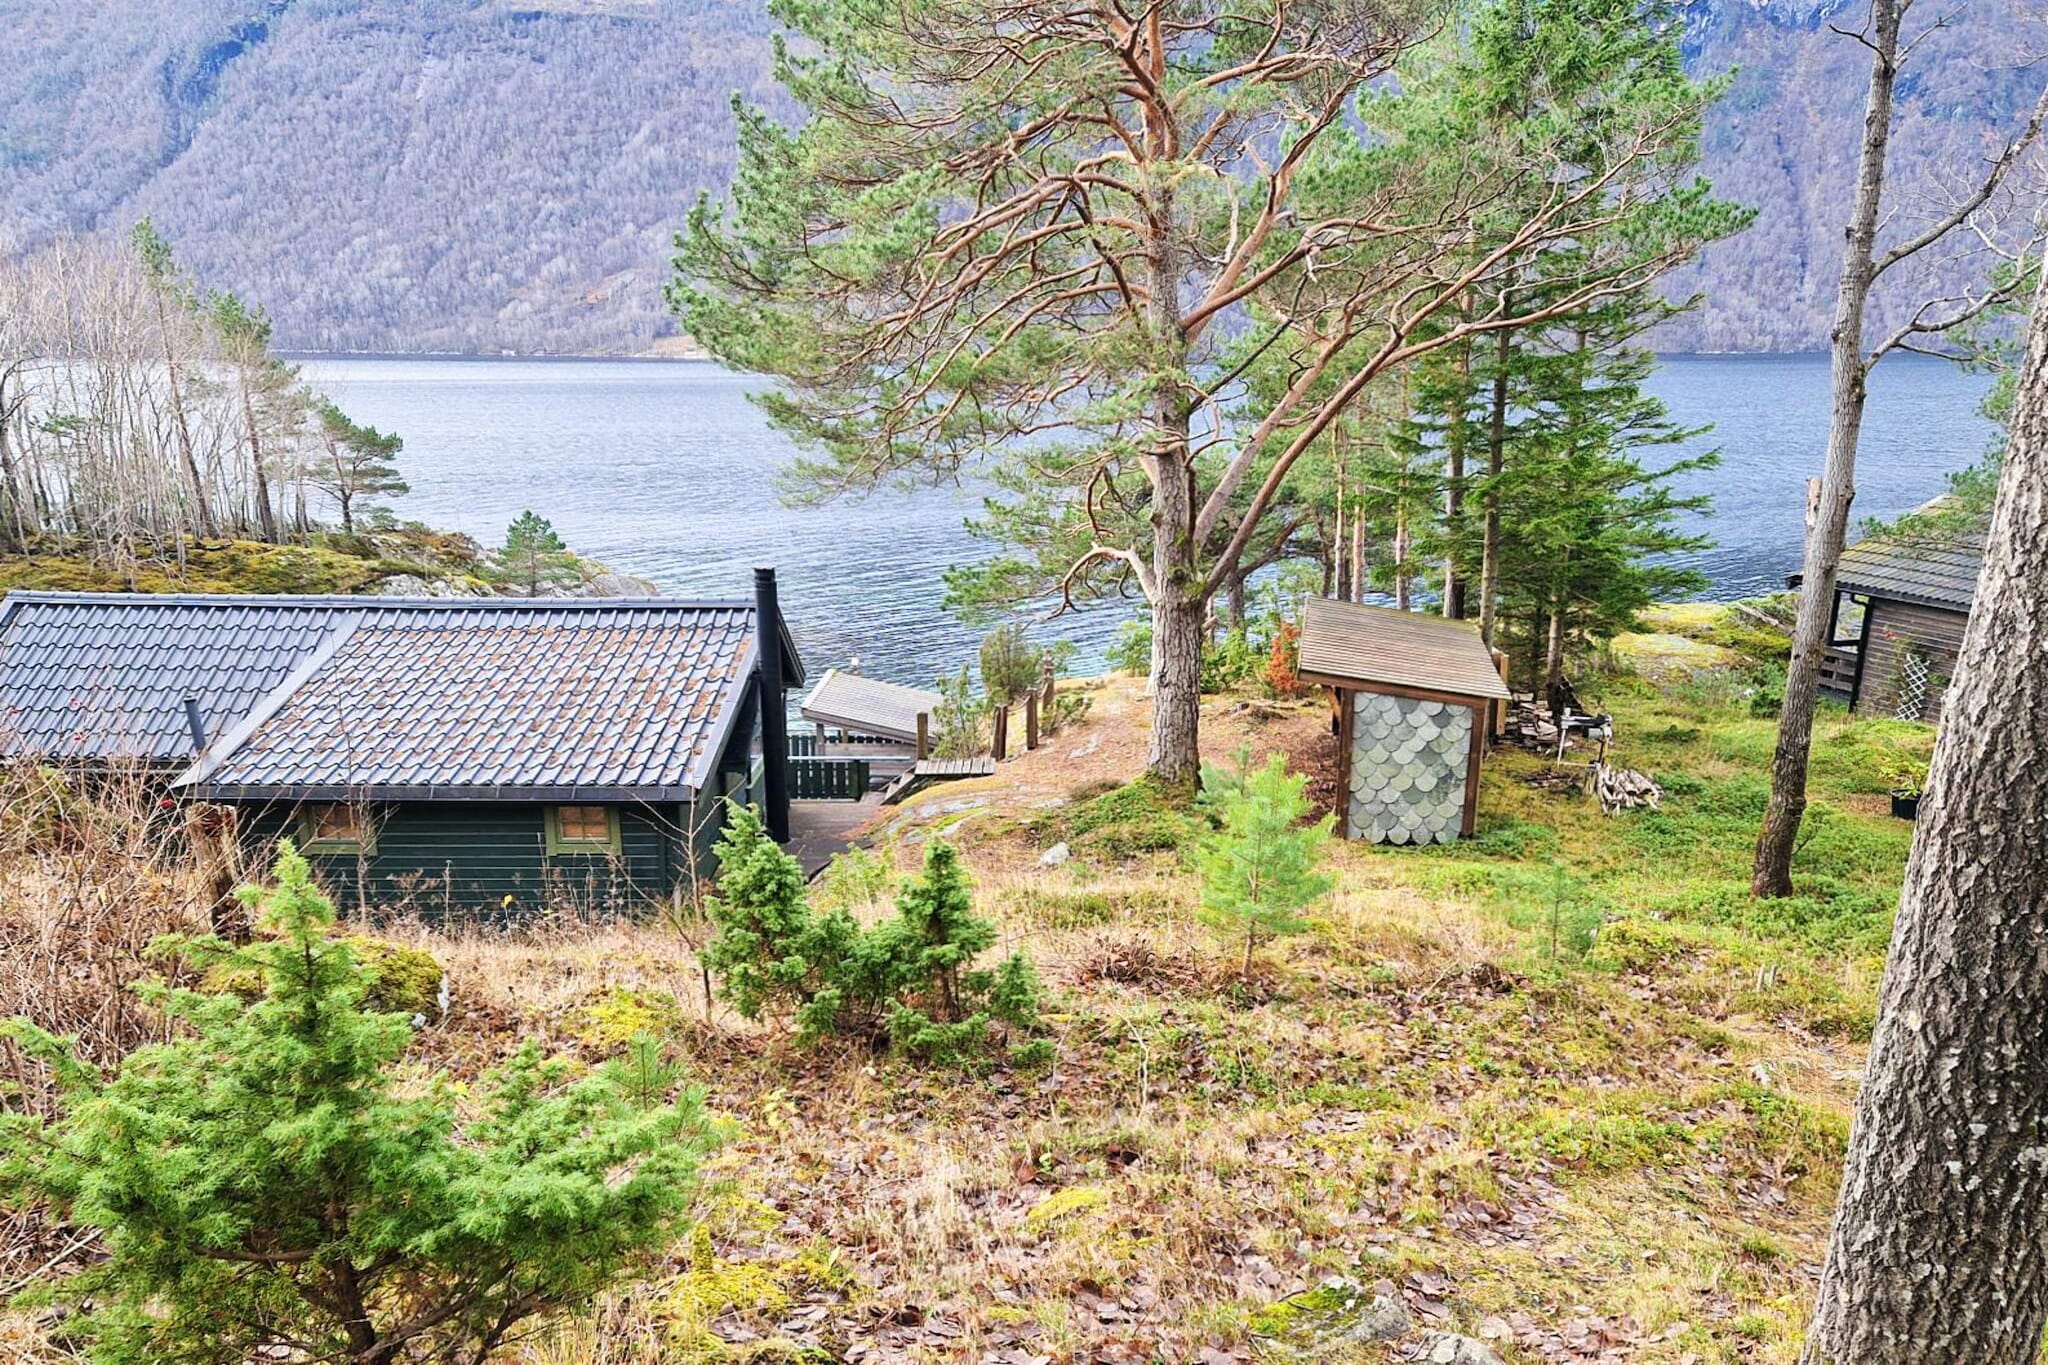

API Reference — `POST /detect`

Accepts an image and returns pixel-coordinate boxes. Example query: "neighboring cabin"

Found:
[0,575,803,916]
[1804,504,1983,724]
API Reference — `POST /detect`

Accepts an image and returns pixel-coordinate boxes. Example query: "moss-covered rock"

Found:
[350,937,446,1018]
[1249,1278,1411,1361]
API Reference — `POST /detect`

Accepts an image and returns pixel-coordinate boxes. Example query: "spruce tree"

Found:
[0,845,718,1365]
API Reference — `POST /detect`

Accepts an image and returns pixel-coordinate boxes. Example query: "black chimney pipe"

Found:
[753,567,791,843]
[182,696,208,755]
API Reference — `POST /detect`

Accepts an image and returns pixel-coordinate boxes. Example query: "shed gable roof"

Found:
[1834,510,1985,613]
[1298,598,1510,701]
[0,592,803,800]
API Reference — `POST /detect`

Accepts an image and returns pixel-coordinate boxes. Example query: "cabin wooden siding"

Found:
[1854,597,1967,722]
[236,672,771,916]
[243,801,683,918]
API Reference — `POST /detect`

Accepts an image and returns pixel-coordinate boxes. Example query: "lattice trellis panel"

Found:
[1894,651,1932,723]
[1347,692,1472,845]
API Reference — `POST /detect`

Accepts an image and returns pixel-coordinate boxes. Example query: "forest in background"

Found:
[0,0,2037,356]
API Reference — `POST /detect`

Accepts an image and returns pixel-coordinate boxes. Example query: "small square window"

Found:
[300,803,372,854]
[546,805,620,854]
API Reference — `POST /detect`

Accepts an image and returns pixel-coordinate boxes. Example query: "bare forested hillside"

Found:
[0,0,2037,355]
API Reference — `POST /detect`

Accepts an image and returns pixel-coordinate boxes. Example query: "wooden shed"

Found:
[1297,598,1511,845]
[1801,501,1982,723]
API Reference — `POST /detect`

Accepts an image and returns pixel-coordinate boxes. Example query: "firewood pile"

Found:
[1504,695,1605,756]
[1521,759,1663,813]
[1592,763,1663,815]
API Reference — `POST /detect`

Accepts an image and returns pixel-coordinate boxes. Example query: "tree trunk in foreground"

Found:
[1752,0,1900,897]
[1800,267,2048,1365]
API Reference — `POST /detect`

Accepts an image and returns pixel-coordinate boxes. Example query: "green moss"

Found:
[202,935,442,1018]
[348,937,446,1018]
[0,529,492,597]
[1024,1184,1111,1230]
[1035,778,1197,860]
[574,986,687,1051]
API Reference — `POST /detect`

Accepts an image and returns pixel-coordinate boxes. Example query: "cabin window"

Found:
[300,803,374,855]
[546,805,621,855]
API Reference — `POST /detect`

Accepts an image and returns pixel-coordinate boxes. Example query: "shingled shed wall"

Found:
[1297,598,1509,846]
[1347,694,1475,845]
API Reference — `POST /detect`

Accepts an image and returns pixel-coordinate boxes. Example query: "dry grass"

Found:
[0,669,1897,1364]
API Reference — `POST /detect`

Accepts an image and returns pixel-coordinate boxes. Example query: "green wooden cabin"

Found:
[0,575,803,917]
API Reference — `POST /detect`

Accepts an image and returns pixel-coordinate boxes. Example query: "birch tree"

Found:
[676,0,1739,786]
[1798,245,2048,1365]
[1752,0,2047,898]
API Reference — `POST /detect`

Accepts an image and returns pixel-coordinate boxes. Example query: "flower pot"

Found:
[1890,792,1920,821]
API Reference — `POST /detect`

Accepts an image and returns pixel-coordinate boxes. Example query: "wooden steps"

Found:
[879,756,996,806]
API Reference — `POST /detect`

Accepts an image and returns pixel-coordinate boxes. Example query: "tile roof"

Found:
[0,592,804,800]
[0,594,359,762]
[800,667,942,743]
[1298,598,1511,702]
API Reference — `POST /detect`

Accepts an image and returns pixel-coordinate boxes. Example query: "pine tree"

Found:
[1193,751,1336,977]
[0,845,718,1365]
[489,509,580,595]
[310,399,407,534]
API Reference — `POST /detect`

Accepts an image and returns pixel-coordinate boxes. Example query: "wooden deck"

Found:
[786,796,884,877]
[879,757,997,806]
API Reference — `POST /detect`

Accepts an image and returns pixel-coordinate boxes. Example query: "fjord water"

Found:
[298,354,1995,689]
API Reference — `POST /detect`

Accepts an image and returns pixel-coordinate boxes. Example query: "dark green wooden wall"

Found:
[232,674,772,918]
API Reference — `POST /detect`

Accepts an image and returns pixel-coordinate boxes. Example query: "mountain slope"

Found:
[0,0,2037,354]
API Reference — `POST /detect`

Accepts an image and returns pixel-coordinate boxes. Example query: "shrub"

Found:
[979,623,1041,704]
[701,804,857,1022]
[703,812,1040,1062]
[0,844,719,1365]
[1192,750,1335,975]
[1106,619,1152,675]
[931,663,988,758]
[1263,619,1304,697]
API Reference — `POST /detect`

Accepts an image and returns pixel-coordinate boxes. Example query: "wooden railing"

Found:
[789,757,871,801]
[1818,643,1860,701]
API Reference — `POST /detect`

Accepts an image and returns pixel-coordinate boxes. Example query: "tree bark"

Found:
[1799,266,2048,1365]
[239,376,279,544]
[154,290,213,538]
[1478,322,1512,646]
[1442,330,1471,619]
[1752,0,1900,897]
[1137,46,1203,792]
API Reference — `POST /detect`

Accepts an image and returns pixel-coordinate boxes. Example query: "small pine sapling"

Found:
[0,844,719,1365]
[1193,750,1336,976]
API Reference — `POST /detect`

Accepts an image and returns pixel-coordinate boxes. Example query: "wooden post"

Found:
[1025,689,1040,750]
[992,704,1009,761]
[1040,656,1057,730]
[915,711,930,760]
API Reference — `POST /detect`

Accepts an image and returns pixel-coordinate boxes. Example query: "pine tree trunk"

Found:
[1799,267,2048,1365]
[1753,0,1898,898]
[1138,80,1202,792]
[1478,322,1512,646]
[155,292,214,538]
[1148,490,1204,791]
[1442,330,1470,619]
[239,376,279,544]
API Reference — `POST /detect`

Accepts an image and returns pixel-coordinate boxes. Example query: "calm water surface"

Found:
[295,354,1996,688]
